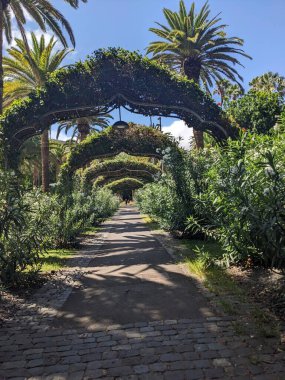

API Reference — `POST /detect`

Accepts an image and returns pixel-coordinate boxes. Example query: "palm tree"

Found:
[4,33,72,192]
[19,136,41,187]
[249,72,285,98]
[56,115,113,142]
[49,140,74,181]
[0,0,87,113]
[213,79,243,108]
[147,0,251,148]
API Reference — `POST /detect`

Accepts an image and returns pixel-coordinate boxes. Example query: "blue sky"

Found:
[57,0,285,84]
[10,0,285,143]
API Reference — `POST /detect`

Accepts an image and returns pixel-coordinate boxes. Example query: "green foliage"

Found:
[0,47,231,169]
[249,72,285,98]
[39,248,75,272]
[135,146,194,231]
[136,174,188,231]
[227,91,282,133]
[186,129,285,270]
[2,0,87,48]
[35,183,119,248]
[137,126,285,270]
[105,178,144,192]
[0,171,45,284]
[83,157,160,185]
[3,33,72,108]
[213,79,243,109]
[147,0,251,90]
[0,173,119,284]
[59,125,180,193]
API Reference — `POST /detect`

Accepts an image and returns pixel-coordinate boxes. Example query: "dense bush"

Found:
[226,91,282,133]
[0,175,119,284]
[187,128,285,269]
[136,128,285,270]
[0,172,45,283]
[136,174,188,231]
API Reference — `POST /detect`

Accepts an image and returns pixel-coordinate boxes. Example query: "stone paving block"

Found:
[203,367,225,378]
[163,370,185,380]
[134,364,150,374]
[168,360,194,371]
[0,208,284,380]
[213,358,232,367]
[183,368,204,379]
[160,353,181,362]
[107,365,133,377]
[26,359,45,368]
[194,359,211,369]
[68,371,85,380]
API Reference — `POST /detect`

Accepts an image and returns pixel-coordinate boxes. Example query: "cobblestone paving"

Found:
[0,207,284,379]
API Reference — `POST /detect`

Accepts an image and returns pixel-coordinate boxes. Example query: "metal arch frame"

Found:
[11,92,229,150]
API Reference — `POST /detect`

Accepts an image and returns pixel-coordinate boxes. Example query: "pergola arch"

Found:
[60,126,177,180]
[0,47,234,168]
[94,173,153,188]
[83,159,161,185]
[104,178,144,193]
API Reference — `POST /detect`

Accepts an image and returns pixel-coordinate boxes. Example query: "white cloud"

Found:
[162,120,193,150]
[4,28,55,50]
[50,129,70,142]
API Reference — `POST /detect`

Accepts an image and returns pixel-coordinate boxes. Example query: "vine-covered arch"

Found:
[94,173,153,187]
[61,126,177,179]
[0,47,234,167]
[104,178,144,192]
[83,159,161,185]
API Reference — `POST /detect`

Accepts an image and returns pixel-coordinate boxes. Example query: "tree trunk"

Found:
[192,128,204,149]
[183,58,204,149]
[0,2,4,115]
[33,164,39,187]
[78,122,90,142]
[41,129,49,192]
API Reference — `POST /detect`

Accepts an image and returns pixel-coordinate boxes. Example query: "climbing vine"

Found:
[83,158,161,184]
[0,48,233,169]
[104,178,144,192]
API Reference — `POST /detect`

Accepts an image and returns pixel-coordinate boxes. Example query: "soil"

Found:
[0,273,51,325]
[228,266,285,321]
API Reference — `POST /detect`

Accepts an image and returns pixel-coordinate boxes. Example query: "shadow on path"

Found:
[53,206,213,330]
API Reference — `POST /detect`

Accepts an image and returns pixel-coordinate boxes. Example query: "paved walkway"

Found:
[0,206,284,379]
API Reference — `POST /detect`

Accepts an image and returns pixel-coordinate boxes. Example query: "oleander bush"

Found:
[136,173,188,231]
[0,173,119,284]
[0,171,45,284]
[187,127,285,270]
[136,126,285,270]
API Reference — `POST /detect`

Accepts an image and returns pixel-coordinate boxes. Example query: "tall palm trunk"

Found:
[78,122,90,142]
[41,129,49,192]
[0,2,4,115]
[183,58,204,149]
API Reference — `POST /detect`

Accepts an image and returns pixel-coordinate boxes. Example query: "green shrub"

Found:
[0,172,119,284]
[136,174,188,231]
[0,171,45,284]
[226,91,282,133]
[187,128,285,269]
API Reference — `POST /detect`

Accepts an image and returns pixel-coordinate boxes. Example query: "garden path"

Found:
[0,206,284,379]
